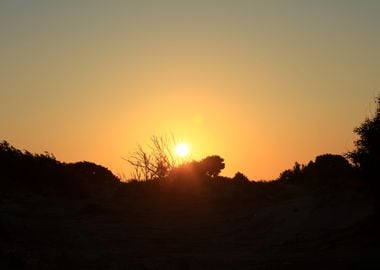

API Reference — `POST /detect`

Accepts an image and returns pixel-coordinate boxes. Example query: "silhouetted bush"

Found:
[64,161,120,197]
[232,172,250,183]
[168,160,203,180]
[278,154,354,187]
[278,162,303,182]
[0,141,61,195]
[305,154,353,179]
[0,141,119,198]
[65,161,119,185]
[167,155,226,182]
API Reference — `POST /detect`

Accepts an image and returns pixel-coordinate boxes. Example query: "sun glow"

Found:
[175,143,190,157]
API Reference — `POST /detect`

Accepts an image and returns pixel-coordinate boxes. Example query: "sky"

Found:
[1,0,379,180]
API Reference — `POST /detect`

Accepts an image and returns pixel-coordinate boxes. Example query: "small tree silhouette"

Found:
[198,155,225,178]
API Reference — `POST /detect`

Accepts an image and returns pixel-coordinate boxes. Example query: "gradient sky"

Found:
[1,0,379,180]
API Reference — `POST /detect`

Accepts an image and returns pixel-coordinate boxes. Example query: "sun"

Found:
[175,143,189,158]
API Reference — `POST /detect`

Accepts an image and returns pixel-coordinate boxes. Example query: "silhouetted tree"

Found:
[347,96,380,222]
[198,155,225,178]
[347,96,380,181]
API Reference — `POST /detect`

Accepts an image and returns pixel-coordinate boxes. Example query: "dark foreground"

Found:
[1,178,379,269]
[1,141,379,269]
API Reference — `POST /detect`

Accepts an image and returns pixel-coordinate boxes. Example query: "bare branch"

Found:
[126,135,178,181]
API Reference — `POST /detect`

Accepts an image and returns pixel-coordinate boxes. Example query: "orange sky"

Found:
[1,1,379,180]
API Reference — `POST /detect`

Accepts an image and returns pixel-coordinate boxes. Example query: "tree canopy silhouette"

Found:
[0,141,119,198]
[278,154,353,187]
[198,155,225,178]
[346,96,380,222]
[347,96,380,182]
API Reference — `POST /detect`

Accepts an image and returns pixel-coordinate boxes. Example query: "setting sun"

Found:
[175,143,190,158]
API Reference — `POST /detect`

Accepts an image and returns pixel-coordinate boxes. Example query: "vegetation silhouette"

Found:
[127,135,225,182]
[347,96,380,221]
[278,154,355,188]
[1,96,380,269]
[347,96,380,180]
[126,135,177,181]
[0,141,119,199]
[232,171,250,183]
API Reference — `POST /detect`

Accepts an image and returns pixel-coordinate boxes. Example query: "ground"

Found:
[1,180,379,269]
